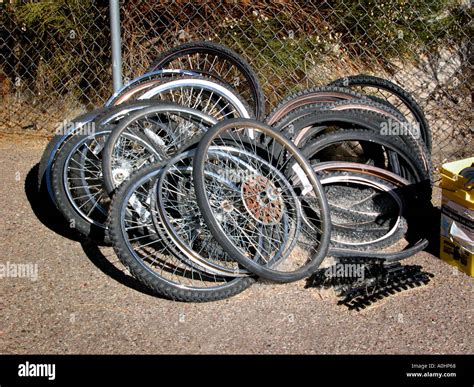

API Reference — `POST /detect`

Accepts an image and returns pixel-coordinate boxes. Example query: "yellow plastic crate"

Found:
[440,157,474,209]
[439,157,474,276]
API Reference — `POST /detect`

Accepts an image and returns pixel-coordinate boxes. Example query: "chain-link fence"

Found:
[1,0,472,165]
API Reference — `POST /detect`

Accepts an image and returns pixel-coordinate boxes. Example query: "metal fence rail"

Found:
[1,0,472,165]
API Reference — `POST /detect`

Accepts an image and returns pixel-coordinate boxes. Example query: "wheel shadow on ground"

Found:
[25,163,83,242]
[80,240,160,298]
[25,163,164,299]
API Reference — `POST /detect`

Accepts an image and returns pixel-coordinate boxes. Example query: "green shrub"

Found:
[3,0,110,104]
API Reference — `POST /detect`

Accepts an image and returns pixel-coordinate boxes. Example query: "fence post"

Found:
[109,0,122,92]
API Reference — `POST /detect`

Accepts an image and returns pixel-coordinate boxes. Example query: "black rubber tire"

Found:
[329,238,429,262]
[288,109,433,183]
[92,100,158,128]
[38,135,66,195]
[329,75,432,151]
[146,41,266,119]
[38,108,108,203]
[273,98,407,136]
[300,128,432,201]
[107,161,256,302]
[330,98,406,122]
[192,118,332,283]
[52,129,111,242]
[266,86,369,125]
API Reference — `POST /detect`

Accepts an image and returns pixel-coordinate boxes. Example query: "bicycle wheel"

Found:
[52,128,117,241]
[147,41,265,119]
[154,149,251,277]
[38,107,110,205]
[54,104,195,241]
[313,163,430,261]
[137,75,253,120]
[102,104,217,195]
[106,69,199,106]
[329,75,432,150]
[192,118,332,282]
[107,161,255,302]
[39,89,169,205]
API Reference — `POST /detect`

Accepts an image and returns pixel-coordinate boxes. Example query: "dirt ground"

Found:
[0,136,472,354]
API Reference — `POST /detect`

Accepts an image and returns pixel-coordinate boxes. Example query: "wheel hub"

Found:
[242,175,284,225]
[112,167,131,184]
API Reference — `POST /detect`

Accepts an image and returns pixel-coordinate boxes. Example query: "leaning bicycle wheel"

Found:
[39,86,169,205]
[105,69,199,106]
[52,128,115,241]
[329,75,432,150]
[107,161,255,302]
[146,41,265,119]
[192,118,331,282]
[38,107,110,205]
[137,75,253,120]
[102,104,217,195]
[154,150,251,277]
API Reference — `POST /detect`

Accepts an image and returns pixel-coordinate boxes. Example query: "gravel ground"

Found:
[0,136,472,354]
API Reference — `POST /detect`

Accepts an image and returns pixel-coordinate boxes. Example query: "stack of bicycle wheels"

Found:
[38,41,433,302]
